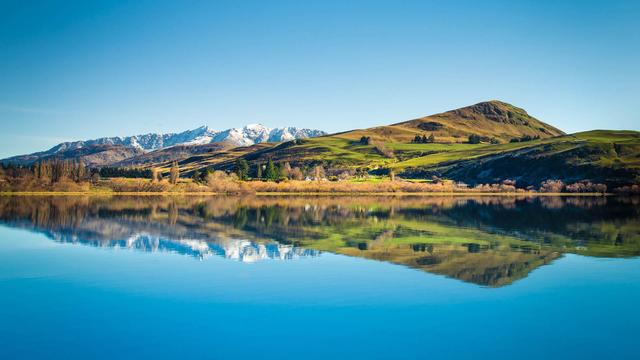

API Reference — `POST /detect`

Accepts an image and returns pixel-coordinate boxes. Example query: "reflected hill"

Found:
[0,195,638,287]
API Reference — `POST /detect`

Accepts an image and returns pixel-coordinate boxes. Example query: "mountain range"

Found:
[1,124,326,166]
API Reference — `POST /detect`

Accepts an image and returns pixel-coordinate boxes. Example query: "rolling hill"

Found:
[342,100,564,143]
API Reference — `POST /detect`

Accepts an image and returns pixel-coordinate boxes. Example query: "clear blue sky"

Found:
[1,0,638,158]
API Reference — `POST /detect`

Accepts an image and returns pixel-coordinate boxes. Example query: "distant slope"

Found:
[130,143,275,175]
[1,144,144,168]
[113,142,230,167]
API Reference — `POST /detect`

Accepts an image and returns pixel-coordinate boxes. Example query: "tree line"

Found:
[231,158,327,182]
[31,160,89,183]
[412,134,435,143]
[99,167,153,179]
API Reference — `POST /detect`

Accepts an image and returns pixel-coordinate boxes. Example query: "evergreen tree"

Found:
[359,136,371,145]
[265,159,277,181]
[427,133,435,143]
[256,164,262,180]
[191,170,202,184]
[277,163,287,181]
[235,159,249,180]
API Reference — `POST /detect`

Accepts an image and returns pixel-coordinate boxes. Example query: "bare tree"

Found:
[169,161,180,185]
[314,165,325,181]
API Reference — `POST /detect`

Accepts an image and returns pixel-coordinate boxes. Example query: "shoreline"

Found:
[0,191,612,196]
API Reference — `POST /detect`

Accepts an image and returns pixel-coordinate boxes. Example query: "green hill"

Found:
[394,130,640,187]
[388,100,564,142]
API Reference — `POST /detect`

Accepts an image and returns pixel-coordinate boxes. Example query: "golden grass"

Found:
[0,176,611,197]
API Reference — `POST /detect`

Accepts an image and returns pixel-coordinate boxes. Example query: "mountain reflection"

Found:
[62,233,317,263]
[0,195,638,287]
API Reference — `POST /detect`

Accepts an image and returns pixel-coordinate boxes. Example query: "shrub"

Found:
[372,141,394,158]
[107,178,171,192]
[240,179,526,193]
[614,184,640,194]
[510,135,540,143]
[287,166,304,180]
[565,181,607,193]
[337,171,352,181]
[468,134,482,144]
[205,171,253,194]
[539,179,565,193]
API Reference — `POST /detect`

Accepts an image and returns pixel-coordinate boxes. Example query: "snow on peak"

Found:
[26,124,326,159]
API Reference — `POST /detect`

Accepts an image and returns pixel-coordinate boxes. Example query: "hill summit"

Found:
[341,100,564,144]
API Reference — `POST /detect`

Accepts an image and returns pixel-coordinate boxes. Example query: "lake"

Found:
[0,195,639,359]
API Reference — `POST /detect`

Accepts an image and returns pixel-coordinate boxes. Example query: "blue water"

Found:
[1,195,639,359]
[1,225,639,359]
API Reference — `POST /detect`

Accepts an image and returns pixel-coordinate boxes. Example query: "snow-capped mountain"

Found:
[51,124,325,152]
[116,234,319,262]
[1,124,326,166]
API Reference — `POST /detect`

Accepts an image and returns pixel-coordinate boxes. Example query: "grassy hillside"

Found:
[113,142,229,168]
[395,130,640,187]
[389,100,564,142]
[317,100,564,144]
[145,143,274,175]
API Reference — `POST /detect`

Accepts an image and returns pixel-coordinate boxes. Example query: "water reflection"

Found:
[0,195,638,287]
